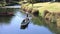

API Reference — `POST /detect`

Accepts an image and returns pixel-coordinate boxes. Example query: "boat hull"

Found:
[20,18,30,29]
[20,22,29,29]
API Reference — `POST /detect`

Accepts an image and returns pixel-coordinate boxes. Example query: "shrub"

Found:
[32,8,39,16]
[26,0,41,3]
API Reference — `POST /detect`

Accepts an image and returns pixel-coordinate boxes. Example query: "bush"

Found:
[32,8,39,16]
[26,0,50,3]
[26,0,41,3]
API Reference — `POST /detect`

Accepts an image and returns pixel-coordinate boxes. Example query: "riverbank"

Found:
[21,2,60,16]
[0,1,19,7]
[21,2,60,27]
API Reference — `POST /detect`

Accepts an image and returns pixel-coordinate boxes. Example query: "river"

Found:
[0,8,58,34]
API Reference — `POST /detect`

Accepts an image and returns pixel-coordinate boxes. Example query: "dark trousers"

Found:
[27,14,28,17]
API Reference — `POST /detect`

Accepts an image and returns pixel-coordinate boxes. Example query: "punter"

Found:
[26,12,29,17]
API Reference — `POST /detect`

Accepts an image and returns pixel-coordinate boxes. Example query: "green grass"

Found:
[21,2,60,16]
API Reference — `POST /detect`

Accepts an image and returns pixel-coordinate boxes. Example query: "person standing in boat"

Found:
[25,11,29,22]
[26,11,32,20]
[26,11,29,17]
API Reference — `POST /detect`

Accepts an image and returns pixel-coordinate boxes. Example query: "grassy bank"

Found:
[21,2,60,16]
[20,2,60,34]
[21,2,60,26]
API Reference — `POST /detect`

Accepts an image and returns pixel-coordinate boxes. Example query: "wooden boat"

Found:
[20,23,29,29]
[20,18,30,29]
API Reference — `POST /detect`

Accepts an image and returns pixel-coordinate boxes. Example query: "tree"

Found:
[53,0,56,2]
[51,0,56,2]
[31,0,33,8]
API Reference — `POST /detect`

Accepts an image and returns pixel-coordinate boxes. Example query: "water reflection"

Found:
[0,8,14,12]
[32,16,60,34]
[44,19,60,34]
[0,16,12,23]
[0,8,53,34]
[0,8,14,25]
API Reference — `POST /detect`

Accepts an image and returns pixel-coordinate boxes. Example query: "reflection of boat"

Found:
[0,12,14,16]
[20,18,30,29]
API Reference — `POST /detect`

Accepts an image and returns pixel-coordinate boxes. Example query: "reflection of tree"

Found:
[0,16,12,24]
[0,8,14,24]
[44,21,60,34]
[0,8,6,12]
[0,8,14,12]
[0,8,15,12]
[32,16,60,34]
[31,16,45,25]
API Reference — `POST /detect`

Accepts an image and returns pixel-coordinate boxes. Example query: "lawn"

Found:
[23,2,60,16]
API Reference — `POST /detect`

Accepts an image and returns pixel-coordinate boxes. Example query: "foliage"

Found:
[31,16,45,25]
[0,1,6,7]
[0,8,14,12]
[26,0,40,3]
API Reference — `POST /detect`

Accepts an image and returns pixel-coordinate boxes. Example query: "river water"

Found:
[0,8,56,34]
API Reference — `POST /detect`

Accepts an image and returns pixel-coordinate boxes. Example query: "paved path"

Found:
[0,6,21,8]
